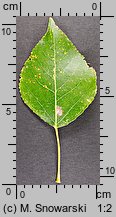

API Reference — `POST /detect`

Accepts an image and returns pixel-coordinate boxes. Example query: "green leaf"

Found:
[19,17,97,128]
[19,17,97,183]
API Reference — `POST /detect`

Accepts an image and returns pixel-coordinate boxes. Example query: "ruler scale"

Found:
[0,0,116,216]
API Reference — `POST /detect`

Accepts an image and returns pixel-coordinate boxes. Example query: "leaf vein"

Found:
[31,70,54,93]
[22,83,54,123]
[58,86,95,124]
[57,80,82,101]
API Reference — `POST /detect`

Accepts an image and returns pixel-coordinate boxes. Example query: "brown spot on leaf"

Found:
[56,106,63,116]
[38,73,41,79]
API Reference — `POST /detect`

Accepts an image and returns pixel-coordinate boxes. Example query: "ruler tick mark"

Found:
[60,8,61,16]
[8,144,16,146]
[56,185,58,193]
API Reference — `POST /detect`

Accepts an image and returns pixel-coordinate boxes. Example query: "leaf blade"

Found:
[19,17,97,128]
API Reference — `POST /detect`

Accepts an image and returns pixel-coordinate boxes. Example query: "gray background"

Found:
[16,17,100,185]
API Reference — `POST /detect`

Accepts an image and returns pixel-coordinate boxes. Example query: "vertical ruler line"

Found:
[100,2,102,20]
[100,7,102,181]
[20,2,22,16]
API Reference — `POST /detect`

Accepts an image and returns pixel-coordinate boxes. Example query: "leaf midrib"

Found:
[53,32,57,128]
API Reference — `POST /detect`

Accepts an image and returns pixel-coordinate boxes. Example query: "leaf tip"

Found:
[48,17,56,28]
